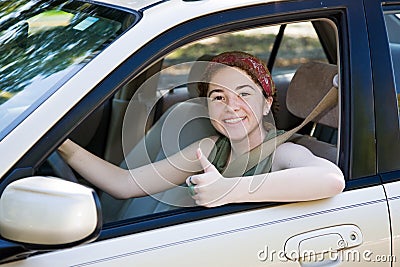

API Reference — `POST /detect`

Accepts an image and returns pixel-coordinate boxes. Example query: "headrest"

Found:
[286,62,338,128]
[187,54,214,98]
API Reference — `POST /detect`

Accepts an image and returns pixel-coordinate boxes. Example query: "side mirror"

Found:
[0,176,101,249]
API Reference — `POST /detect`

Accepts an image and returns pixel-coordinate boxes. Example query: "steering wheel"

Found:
[47,151,79,183]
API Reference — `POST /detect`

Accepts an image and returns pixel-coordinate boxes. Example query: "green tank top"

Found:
[208,129,284,176]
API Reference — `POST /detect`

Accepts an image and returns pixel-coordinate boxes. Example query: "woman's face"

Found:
[207,66,273,145]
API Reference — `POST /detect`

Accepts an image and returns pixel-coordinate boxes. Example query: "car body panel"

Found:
[383,180,400,267]
[1,186,390,266]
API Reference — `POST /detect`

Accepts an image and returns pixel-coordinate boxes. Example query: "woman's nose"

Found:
[225,95,241,111]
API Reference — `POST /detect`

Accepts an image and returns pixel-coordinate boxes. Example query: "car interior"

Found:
[38,19,341,223]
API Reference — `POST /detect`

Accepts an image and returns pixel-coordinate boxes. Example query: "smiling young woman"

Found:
[206,67,272,151]
[58,51,345,208]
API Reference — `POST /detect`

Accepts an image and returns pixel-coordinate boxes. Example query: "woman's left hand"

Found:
[186,148,239,207]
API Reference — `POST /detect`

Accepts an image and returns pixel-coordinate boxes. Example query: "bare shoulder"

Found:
[161,135,219,172]
[179,135,219,160]
[273,142,340,172]
[198,136,219,156]
[275,142,313,158]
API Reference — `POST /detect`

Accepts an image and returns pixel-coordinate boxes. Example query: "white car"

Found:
[0,0,399,266]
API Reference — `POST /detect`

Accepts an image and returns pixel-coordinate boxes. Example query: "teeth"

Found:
[224,117,244,123]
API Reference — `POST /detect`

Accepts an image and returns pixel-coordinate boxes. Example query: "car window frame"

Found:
[363,1,400,178]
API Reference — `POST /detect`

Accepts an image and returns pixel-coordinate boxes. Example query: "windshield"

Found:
[0,0,139,139]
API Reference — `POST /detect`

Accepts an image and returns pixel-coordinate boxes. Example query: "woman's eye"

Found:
[239,92,251,97]
[211,95,225,101]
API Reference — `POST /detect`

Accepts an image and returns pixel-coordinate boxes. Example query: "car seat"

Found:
[286,61,339,163]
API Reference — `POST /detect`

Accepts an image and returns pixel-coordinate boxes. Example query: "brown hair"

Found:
[197,51,279,119]
[197,51,275,98]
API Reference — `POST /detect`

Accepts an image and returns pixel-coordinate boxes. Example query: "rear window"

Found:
[384,11,400,120]
[0,0,139,139]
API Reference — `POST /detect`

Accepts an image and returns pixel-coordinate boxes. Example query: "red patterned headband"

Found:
[209,52,275,97]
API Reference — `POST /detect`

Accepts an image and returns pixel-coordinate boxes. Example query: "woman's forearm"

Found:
[228,166,345,204]
[58,139,206,199]
[58,140,145,199]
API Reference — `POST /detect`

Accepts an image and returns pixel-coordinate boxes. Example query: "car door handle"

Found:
[284,224,362,263]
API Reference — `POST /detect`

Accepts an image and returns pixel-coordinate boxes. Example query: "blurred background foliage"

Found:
[165,32,325,74]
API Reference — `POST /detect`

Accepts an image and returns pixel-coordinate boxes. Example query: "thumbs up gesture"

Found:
[186,148,236,207]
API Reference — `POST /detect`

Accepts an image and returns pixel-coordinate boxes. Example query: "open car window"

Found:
[92,19,339,224]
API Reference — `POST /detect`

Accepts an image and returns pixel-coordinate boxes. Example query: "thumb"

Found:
[197,148,217,173]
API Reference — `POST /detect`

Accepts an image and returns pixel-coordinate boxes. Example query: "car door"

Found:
[0,0,392,266]
[368,1,400,266]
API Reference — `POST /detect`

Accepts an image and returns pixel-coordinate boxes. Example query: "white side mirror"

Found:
[0,177,101,247]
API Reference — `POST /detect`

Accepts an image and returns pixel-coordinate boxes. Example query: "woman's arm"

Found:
[188,143,345,207]
[58,139,133,198]
[58,138,216,199]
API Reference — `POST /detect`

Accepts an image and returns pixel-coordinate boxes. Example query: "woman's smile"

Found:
[223,116,246,124]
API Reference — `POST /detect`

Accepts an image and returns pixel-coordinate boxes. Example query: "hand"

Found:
[186,148,238,207]
[57,139,76,162]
